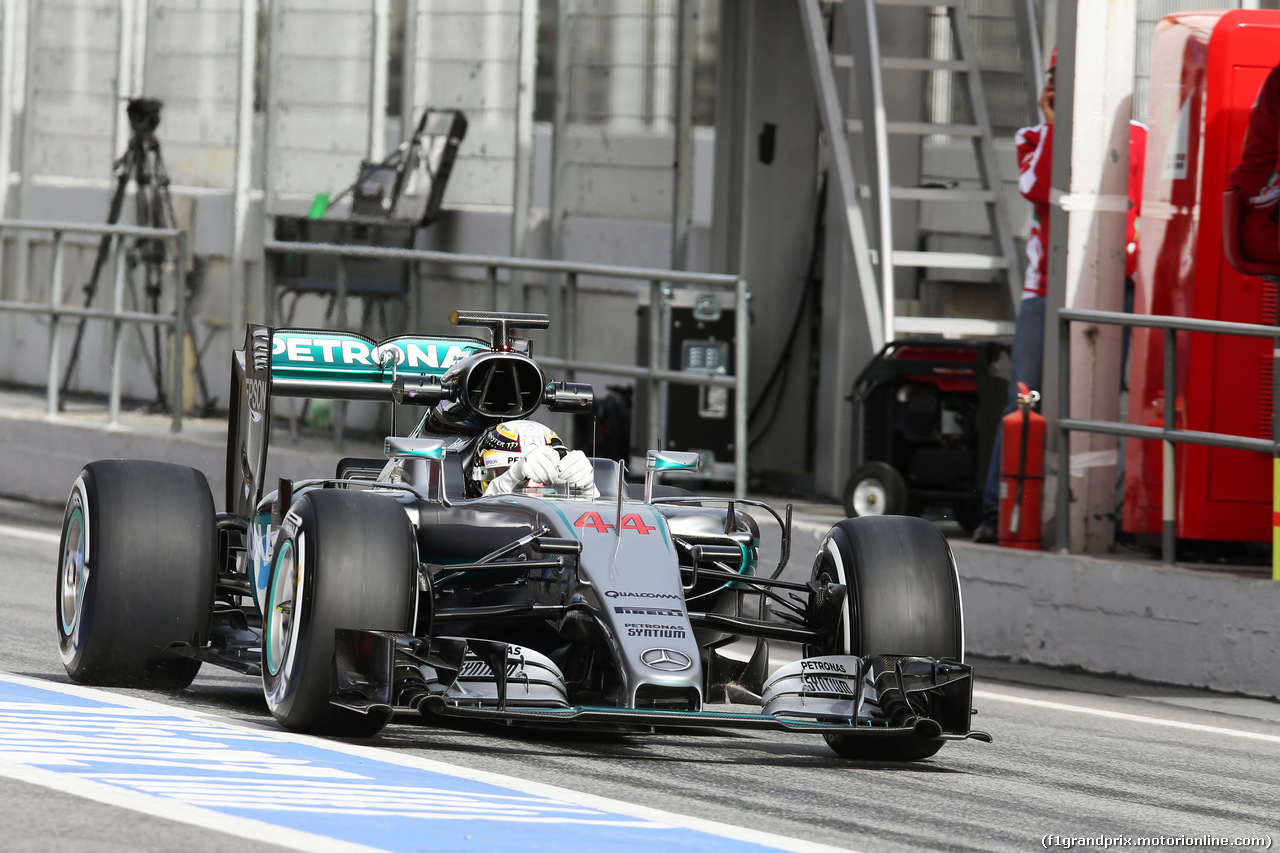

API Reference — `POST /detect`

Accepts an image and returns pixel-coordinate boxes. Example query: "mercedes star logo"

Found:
[641,648,692,672]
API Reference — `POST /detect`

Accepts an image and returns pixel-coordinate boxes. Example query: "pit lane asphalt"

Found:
[2,497,1278,853]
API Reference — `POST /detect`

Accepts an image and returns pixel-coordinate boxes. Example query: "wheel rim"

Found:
[824,538,853,656]
[851,477,888,516]
[59,507,87,637]
[265,538,299,677]
[810,533,854,658]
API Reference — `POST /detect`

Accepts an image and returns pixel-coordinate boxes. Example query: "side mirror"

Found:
[384,437,449,503]
[543,380,594,413]
[384,437,446,459]
[644,450,700,502]
[392,374,447,406]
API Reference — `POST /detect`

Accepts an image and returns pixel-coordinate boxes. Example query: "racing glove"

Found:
[485,445,561,495]
[556,450,599,497]
[522,445,561,486]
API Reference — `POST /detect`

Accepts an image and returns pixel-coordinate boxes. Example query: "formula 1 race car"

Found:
[54,310,989,761]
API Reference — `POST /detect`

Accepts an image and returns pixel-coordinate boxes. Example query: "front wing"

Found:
[331,631,992,744]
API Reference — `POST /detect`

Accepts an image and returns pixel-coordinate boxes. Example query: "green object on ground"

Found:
[309,400,330,430]
[307,193,330,219]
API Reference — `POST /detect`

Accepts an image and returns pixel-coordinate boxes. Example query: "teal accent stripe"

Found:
[397,447,444,459]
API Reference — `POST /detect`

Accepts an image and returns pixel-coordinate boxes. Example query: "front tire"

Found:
[57,460,216,688]
[261,489,417,737]
[811,516,962,761]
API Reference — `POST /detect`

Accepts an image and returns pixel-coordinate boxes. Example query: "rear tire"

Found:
[810,515,962,761]
[261,489,417,737]
[56,461,216,688]
[842,462,908,519]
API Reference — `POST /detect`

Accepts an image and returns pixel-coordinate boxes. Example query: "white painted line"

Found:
[975,689,1280,745]
[0,757,389,853]
[0,524,61,546]
[0,672,857,853]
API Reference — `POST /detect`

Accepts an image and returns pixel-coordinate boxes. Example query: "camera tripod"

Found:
[61,98,210,412]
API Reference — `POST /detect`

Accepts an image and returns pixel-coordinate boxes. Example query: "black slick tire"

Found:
[810,515,962,761]
[56,460,216,689]
[261,489,417,737]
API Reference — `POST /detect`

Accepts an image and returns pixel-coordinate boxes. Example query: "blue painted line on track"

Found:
[0,673,846,853]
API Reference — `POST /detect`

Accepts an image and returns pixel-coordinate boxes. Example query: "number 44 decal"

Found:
[574,512,656,534]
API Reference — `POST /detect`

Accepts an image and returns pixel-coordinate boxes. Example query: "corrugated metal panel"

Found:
[1132,0,1246,126]
[950,1,1039,135]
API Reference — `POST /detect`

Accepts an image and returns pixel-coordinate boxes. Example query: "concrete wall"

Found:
[956,541,1280,698]
[778,519,1280,700]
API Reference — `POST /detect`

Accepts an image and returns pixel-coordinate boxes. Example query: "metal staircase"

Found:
[800,0,1025,343]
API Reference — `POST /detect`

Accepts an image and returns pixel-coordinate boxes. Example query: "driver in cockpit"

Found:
[467,420,599,499]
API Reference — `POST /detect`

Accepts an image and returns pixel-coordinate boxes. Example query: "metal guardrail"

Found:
[263,239,751,498]
[0,219,190,432]
[1055,307,1280,565]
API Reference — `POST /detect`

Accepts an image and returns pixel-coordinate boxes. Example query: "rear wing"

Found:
[225,325,487,515]
[269,328,487,399]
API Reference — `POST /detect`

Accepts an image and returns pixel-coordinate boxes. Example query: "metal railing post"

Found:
[334,253,348,450]
[1056,307,1280,565]
[46,231,65,418]
[171,232,188,433]
[565,271,578,371]
[1273,317,1280,581]
[486,265,497,311]
[648,279,662,454]
[1162,327,1176,565]
[408,255,420,332]
[335,252,349,331]
[734,277,749,499]
[551,270,565,358]
[1056,309,1070,553]
[108,236,127,427]
[560,270,579,450]
[0,221,190,427]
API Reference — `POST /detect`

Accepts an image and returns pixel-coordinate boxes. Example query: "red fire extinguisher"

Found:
[999,382,1046,549]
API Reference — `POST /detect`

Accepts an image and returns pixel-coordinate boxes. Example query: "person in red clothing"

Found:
[1013,55,1057,301]
[973,54,1057,542]
[1229,61,1280,265]
[974,50,1147,542]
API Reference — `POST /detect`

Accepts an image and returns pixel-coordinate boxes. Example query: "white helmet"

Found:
[470,420,564,489]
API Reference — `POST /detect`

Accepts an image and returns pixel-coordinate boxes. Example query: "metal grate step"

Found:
[893,250,1009,270]
[888,186,996,202]
[833,55,969,72]
[894,317,1015,338]
[845,119,983,137]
